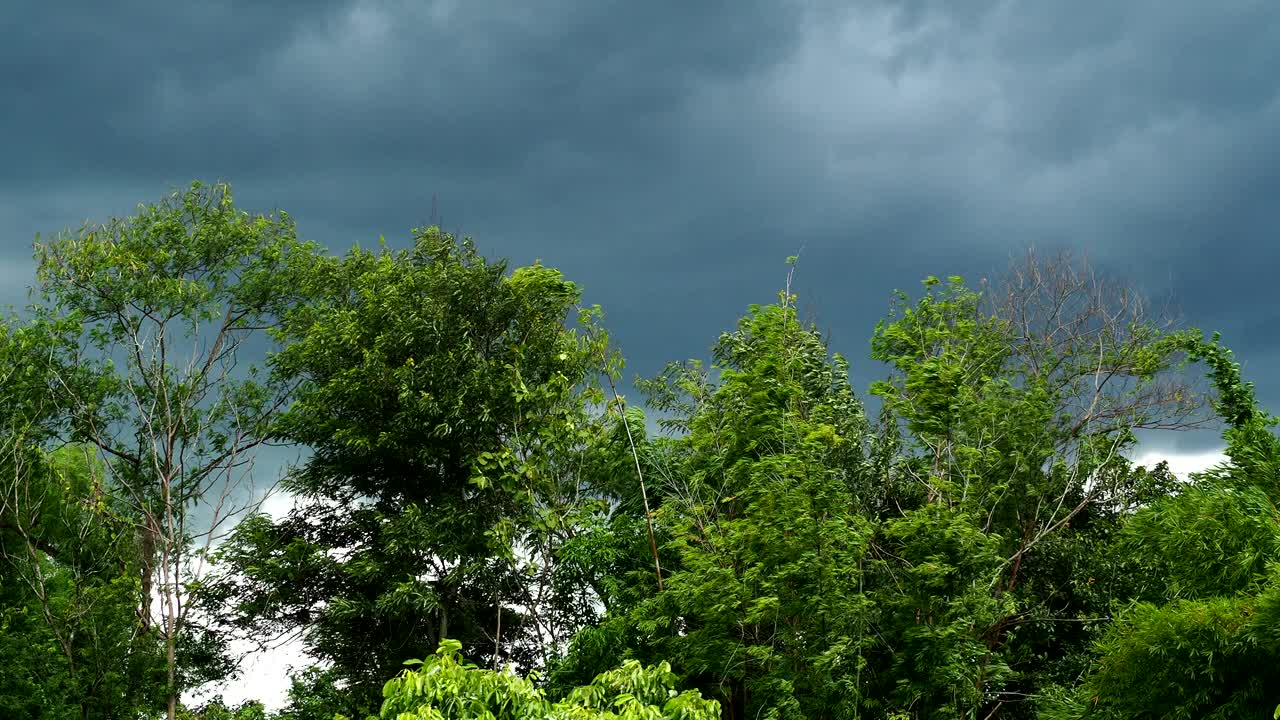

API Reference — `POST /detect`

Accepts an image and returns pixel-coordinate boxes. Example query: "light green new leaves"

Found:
[626,300,876,720]
[369,640,718,720]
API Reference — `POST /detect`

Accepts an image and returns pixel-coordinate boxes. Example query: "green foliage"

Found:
[12,186,1280,720]
[370,639,719,720]
[33,181,312,471]
[1046,333,1280,719]
[199,227,611,715]
[865,271,1202,719]
[546,267,1203,719]
[30,180,319,717]
[274,666,368,720]
[177,697,268,720]
[867,505,1015,717]
[0,315,167,718]
[585,298,879,719]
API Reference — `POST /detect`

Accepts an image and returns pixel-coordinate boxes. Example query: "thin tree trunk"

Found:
[165,543,178,720]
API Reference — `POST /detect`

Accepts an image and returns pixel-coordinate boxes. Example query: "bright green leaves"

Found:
[1180,331,1269,432]
[269,226,594,498]
[870,276,1028,514]
[1053,334,1280,719]
[17,180,320,718]
[616,299,877,719]
[17,183,1274,720]
[871,275,1024,506]
[202,225,613,713]
[374,640,718,720]
[35,181,312,335]
[1176,332,1280,486]
[870,505,1015,715]
[1055,593,1280,720]
[1122,481,1280,600]
[862,260,1216,718]
[26,181,338,719]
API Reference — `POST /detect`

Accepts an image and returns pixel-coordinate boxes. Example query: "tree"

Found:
[574,256,1201,719]
[0,313,168,719]
[174,697,266,720]
[200,228,611,715]
[272,666,366,720]
[32,181,316,719]
[1042,334,1280,719]
[0,445,168,720]
[566,286,879,720]
[867,254,1209,718]
[369,639,718,720]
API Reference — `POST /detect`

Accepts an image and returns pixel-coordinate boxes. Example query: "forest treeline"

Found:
[2,182,1279,720]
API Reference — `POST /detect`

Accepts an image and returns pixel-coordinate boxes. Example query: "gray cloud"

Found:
[4,0,1279,453]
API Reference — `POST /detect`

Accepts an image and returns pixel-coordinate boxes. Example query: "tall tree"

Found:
[867,254,1209,717]
[566,285,879,720]
[0,314,167,719]
[199,228,610,714]
[1043,334,1280,719]
[32,181,314,719]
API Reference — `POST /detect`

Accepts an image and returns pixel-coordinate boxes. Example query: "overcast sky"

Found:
[5,0,1276,706]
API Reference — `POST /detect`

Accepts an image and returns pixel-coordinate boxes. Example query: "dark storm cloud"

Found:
[4,0,808,187]
[4,0,1280,454]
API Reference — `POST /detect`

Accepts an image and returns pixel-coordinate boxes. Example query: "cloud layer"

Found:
[6,1,1277,430]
